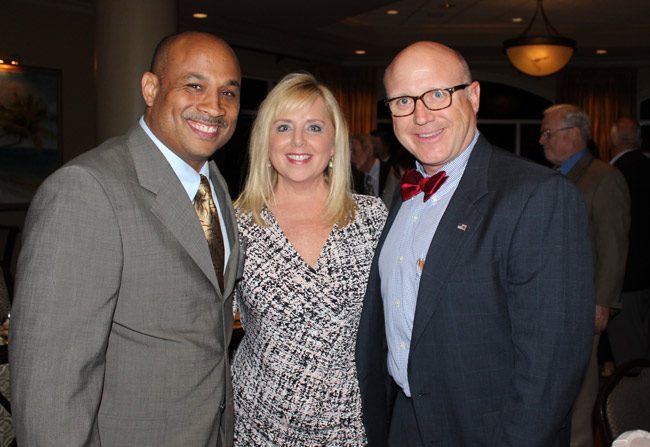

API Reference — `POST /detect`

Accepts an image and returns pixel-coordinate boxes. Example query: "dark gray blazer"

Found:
[10,125,239,446]
[356,135,594,446]
[611,149,649,291]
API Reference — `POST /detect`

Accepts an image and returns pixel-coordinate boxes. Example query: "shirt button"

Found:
[398,255,404,263]
[400,341,406,349]
[395,299,400,307]
[412,215,419,221]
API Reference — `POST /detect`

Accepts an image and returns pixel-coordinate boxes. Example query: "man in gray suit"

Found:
[356,42,594,446]
[541,104,630,447]
[10,31,241,446]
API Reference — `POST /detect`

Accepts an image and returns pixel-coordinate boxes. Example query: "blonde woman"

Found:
[233,72,387,446]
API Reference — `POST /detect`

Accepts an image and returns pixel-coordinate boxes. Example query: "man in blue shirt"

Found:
[541,104,630,447]
[356,41,595,447]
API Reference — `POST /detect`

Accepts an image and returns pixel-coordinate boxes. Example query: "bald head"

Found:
[141,31,241,171]
[384,42,472,92]
[611,117,642,156]
[150,31,237,80]
[382,41,480,175]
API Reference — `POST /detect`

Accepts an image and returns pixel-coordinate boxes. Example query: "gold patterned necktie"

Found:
[194,175,225,290]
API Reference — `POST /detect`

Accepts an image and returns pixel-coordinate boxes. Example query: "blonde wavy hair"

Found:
[235,72,355,227]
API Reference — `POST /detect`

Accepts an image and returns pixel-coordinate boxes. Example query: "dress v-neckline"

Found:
[263,207,335,270]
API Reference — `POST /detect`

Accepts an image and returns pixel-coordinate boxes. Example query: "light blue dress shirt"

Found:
[558,148,589,175]
[139,117,231,266]
[379,131,478,396]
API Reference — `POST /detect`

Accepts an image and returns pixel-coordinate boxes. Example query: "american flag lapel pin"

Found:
[457,223,468,231]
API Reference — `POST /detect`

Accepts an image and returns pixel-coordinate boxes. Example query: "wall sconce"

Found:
[503,0,575,77]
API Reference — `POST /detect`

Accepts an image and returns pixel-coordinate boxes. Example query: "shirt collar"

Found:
[558,148,589,175]
[609,148,637,165]
[139,116,208,200]
[415,129,479,181]
[368,158,380,178]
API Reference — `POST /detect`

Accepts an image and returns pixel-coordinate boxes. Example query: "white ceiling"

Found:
[178,0,650,68]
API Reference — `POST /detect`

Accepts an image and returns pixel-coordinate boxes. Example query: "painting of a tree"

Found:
[0,90,55,150]
[0,66,60,204]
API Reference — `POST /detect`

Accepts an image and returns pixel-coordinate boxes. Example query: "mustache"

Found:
[183,113,229,129]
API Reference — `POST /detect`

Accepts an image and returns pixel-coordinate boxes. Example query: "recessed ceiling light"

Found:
[192,12,208,19]
[386,9,399,15]
[512,17,524,23]
[440,2,455,8]
[595,49,607,55]
[354,50,367,55]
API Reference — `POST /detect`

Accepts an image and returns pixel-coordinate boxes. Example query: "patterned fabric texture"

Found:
[0,364,14,446]
[233,195,387,446]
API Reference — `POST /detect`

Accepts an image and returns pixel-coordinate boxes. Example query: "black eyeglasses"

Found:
[384,84,470,117]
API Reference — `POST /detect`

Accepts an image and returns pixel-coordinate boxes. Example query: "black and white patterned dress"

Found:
[233,195,387,446]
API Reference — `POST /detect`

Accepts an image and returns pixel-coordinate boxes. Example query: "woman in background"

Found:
[233,72,387,446]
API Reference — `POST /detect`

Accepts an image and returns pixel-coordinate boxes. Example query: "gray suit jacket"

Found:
[566,152,630,308]
[356,136,594,446]
[10,125,239,446]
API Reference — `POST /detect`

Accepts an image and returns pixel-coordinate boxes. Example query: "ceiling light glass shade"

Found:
[503,0,576,77]
[504,35,575,76]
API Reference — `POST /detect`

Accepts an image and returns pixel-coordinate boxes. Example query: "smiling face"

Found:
[384,42,479,175]
[142,33,241,172]
[268,97,335,191]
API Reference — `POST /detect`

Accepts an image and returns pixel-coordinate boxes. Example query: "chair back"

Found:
[596,358,650,445]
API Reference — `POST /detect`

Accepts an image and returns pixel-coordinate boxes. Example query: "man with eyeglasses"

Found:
[541,104,630,447]
[356,42,595,447]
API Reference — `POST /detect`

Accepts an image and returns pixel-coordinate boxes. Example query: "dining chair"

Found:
[595,358,650,446]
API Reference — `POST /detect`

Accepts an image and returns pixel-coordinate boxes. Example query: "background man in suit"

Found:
[608,117,650,365]
[351,132,400,207]
[355,41,594,447]
[10,31,241,446]
[541,104,630,447]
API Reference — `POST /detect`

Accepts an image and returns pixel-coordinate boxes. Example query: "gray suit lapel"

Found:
[410,136,491,348]
[126,125,222,294]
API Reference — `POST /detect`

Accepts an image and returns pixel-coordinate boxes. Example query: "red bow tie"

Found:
[400,168,448,202]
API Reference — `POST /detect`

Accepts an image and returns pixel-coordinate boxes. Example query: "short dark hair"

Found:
[149,31,227,77]
[149,33,178,75]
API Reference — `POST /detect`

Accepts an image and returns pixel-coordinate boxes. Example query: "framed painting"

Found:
[0,64,62,205]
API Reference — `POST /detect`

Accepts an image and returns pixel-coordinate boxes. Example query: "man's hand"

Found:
[595,305,610,334]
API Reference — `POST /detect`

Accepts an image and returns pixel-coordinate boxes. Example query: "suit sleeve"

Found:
[497,175,594,446]
[591,168,630,308]
[10,165,123,446]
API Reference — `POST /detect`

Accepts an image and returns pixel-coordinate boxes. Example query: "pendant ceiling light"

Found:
[503,0,576,77]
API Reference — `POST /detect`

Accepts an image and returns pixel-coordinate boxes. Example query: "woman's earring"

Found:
[267,161,272,169]
[328,158,333,170]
